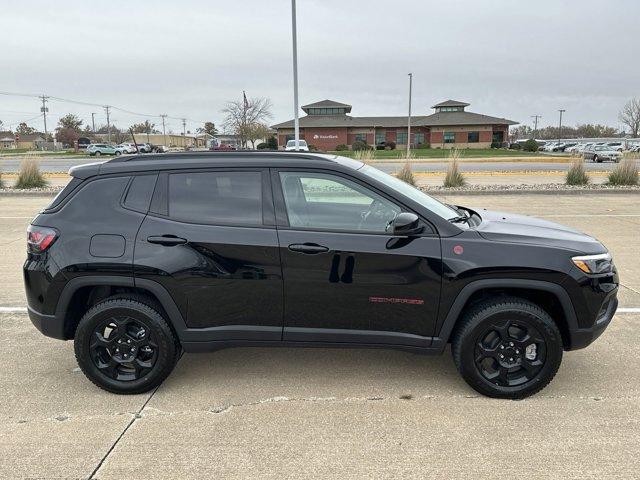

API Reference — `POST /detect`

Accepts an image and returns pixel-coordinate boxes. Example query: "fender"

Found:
[431,278,578,351]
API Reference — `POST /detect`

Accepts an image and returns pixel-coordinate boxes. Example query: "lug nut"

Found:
[127,339,131,344]
[500,345,505,350]
[131,348,135,352]
[509,357,514,361]
[509,342,514,347]
[500,354,504,359]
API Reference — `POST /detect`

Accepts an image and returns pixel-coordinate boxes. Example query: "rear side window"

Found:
[123,174,157,212]
[168,171,262,225]
[44,177,84,211]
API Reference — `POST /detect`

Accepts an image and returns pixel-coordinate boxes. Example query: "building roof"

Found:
[17,133,46,141]
[301,99,352,113]
[431,99,470,108]
[272,111,518,129]
[0,131,15,141]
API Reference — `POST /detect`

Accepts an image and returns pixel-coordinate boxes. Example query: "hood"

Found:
[472,208,607,255]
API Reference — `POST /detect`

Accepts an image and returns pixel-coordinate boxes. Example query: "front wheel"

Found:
[452,297,563,399]
[74,297,180,394]
[115,150,122,156]
[95,151,101,157]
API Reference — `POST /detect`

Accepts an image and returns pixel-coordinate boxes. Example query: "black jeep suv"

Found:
[24,153,618,398]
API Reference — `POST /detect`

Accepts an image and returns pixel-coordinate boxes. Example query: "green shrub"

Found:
[15,156,47,189]
[443,149,466,188]
[308,144,319,151]
[509,142,522,150]
[607,158,639,185]
[522,139,539,152]
[256,142,269,150]
[351,140,371,151]
[266,136,278,150]
[335,144,348,151]
[396,161,416,186]
[565,159,590,185]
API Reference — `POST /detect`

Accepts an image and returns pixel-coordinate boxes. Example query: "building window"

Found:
[375,132,385,145]
[444,132,455,143]
[414,133,425,145]
[396,131,408,144]
[467,132,479,143]
[492,131,504,143]
[354,133,367,143]
[439,107,462,112]
[308,107,344,115]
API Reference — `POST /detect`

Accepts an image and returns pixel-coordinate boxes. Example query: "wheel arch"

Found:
[55,276,187,340]
[435,279,578,350]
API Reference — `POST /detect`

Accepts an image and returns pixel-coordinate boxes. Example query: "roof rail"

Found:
[107,151,336,164]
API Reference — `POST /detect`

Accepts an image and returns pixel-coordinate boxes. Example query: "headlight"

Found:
[572,253,613,274]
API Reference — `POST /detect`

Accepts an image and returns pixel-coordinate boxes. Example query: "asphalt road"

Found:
[1,193,639,478]
[1,154,636,174]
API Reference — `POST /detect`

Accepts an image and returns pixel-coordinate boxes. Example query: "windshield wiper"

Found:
[448,215,470,224]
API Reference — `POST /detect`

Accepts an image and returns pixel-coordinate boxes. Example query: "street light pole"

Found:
[531,114,541,140]
[558,109,565,142]
[91,113,96,133]
[104,106,111,144]
[291,0,300,150]
[160,114,167,147]
[40,95,49,136]
[407,73,412,158]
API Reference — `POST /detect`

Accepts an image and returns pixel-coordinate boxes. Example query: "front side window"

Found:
[168,171,262,225]
[279,172,401,232]
[444,132,455,143]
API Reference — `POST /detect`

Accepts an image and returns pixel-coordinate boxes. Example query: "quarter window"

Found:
[168,171,262,225]
[279,172,400,232]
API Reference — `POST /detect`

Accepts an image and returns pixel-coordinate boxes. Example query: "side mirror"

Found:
[388,212,423,236]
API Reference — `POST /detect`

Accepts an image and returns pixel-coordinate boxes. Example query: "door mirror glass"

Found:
[387,212,423,236]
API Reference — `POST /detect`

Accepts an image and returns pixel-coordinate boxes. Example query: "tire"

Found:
[95,151,101,157]
[74,296,180,394]
[451,296,563,399]
[593,155,601,163]
[115,150,122,156]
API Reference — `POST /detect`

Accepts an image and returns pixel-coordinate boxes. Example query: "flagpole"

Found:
[291,0,300,150]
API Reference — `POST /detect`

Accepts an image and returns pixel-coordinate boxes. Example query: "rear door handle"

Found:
[288,243,329,254]
[147,235,188,246]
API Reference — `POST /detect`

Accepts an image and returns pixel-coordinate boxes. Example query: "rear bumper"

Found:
[567,294,618,350]
[28,305,66,340]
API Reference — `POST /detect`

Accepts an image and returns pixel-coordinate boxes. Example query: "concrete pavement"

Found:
[1,193,639,479]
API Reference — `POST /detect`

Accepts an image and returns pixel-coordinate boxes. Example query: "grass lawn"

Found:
[325,148,539,159]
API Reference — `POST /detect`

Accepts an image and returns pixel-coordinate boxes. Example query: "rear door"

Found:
[273,168,442,347]
[134,168,283,341]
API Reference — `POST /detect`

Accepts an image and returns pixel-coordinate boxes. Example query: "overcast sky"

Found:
[1,0,638,134]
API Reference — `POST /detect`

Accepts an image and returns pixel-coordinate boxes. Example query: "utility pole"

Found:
[407,73,413,158]
[182,118,187,148]
[531,115,541,139]
[291,0,300,150]
[91,113,96,133]
[558,109,565,142]
[104,106,111,143]
[160,114,167,147]
[40,95,49,136]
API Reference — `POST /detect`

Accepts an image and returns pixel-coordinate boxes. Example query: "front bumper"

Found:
[567,294,618,350]
[27,306,67,340]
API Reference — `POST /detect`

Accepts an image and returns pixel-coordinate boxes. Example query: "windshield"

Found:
[359,164,460,220]
[287,140,307,146]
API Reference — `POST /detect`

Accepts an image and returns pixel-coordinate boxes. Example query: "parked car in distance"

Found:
[583,145,622,163]
[209,143,236,151]
[24,152,618,399]
[606,142,624,152]
[117,143,138,154]
[86,144,119,156]
[285,139,310,151]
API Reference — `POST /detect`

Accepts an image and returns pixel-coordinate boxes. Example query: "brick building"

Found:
[272,99,518,150]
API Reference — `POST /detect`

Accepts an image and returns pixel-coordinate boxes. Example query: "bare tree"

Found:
[222,96,273,148]
[619,98,640,137]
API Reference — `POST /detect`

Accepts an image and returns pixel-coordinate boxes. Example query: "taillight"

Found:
[27,225,58,253]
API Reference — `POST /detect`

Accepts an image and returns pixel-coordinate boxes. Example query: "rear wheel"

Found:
[452,297,563,399]
[115,150,122,156]
[593,154,600,163]
[74,297,180,394]
[95,151,101,157]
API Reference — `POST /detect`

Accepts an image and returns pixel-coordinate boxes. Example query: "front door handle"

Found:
[288,243,329,254]
[147,235,188,246]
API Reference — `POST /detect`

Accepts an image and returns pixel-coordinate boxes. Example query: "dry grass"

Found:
[443,148,466,188]
[15,155,47,189]
[396,161,416,186]
[607,157,639,186]
[565,158,590,185]
[353,149,376,164]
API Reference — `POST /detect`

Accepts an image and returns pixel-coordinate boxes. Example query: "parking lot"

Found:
[1,192,639,479]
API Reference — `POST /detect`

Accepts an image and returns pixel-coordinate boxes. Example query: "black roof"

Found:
[70,152,363,179]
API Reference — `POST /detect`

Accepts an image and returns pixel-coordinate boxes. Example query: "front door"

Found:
[134,169,283,341]
[273,169,442,347]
